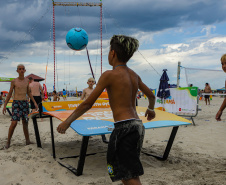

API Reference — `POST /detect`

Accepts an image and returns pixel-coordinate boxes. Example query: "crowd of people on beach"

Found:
[0,36,226,185]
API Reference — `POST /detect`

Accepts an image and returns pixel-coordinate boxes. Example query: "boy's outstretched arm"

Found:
[2,80,15,115]
[57,71,110,134]
[216,81,226,121]
[138,76,156,121]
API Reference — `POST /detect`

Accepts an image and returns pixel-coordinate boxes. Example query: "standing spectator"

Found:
[62,89,67,101]
[2,64,38,149]
[29,77,44,113]
[204,83,212,105]
[81,78,95,100]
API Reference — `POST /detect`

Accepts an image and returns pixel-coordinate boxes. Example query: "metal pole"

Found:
[177,61,181,88]
[53,1,56,90]
[100,4,102,75]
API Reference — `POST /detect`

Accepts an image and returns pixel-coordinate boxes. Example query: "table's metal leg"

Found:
[142,126,179,161]
[50,116,56,159]
[101,134,109,143]
[58,136,90,176]
[6,108,12,116]
[76,136,90,176]
[162,126,178,160]
[191,117,195,126]
[32,117,42,148]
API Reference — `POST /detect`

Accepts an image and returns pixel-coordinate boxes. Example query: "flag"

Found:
[43,84,48,101]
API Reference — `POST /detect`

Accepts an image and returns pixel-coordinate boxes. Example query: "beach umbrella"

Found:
[2,91,9,93]
[157,69,170,99]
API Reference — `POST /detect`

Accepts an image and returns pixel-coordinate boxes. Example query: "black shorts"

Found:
[30,96,42,111]
[107,119,145,182]
[204,95,210,99]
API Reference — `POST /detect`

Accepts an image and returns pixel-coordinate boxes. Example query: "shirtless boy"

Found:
[80,77,95,100]
[2,64,38,149]
[216,54,226,121]
[57,35,156,185]
[53,90,60,101]
[29,77,44,113]
[204,83,212,105]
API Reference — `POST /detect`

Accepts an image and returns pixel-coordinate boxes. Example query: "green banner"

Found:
[0,77,14,82]
[179,87,198,97]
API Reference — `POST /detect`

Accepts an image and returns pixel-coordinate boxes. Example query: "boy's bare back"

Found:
[85,65,154,122]
[104,67,139,122]
[29,81,42,96]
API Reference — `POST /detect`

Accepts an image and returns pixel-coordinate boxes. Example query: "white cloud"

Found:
[1,24,226,92]
[201,25,216,37]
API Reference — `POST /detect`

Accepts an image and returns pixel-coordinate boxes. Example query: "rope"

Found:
[77,6,84,28]
[181,65,224,89]
[184,68,188,87]
[181,66,222,72]
[69,51,71,85]
[45,13,52,85]
[86,47,95,80]
[64,55,66,85]
[201,93,226,96]
[102,6,161,77]
[102,7,108,35]
[137,51,161,76]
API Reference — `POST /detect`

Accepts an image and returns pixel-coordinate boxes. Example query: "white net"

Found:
[183,67,225,90]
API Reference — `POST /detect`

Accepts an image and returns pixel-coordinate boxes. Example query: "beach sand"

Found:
[0,97,226,185]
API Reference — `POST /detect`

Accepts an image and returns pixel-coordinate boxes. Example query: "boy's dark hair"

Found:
[1,92,3,95]
[53,90,56,94]
[28,77,33,80]
[110,35,139,63]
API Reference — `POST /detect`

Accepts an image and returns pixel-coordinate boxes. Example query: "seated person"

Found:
[53,90,60,102]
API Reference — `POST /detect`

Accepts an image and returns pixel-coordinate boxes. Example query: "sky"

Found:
[0,0,226,92]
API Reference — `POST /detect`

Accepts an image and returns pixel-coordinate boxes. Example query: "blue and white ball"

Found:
[66,28,88,51]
